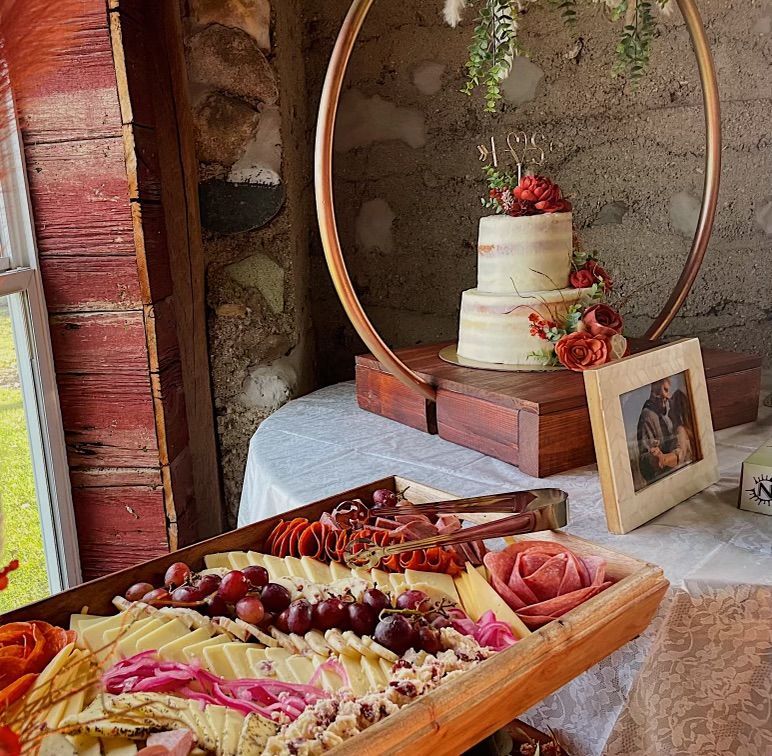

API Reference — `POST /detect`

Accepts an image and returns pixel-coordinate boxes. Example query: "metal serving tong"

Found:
[341,488,569,569]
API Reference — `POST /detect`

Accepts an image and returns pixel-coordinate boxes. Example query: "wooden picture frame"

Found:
[584,338,719,534]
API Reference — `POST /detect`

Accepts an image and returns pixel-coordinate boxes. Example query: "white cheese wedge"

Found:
[389,573,408,595]
[222,642,253,679]
[136,618,189,653]
[221,708,244,756]
[80,610,140,654]
[117,618,168,656]
[370,568,392,592]
[68,614,106,635]
[264,647,292,682]
[67,735,100,756]
[101,738,138,756]
[246,551,266,567]
[204,552,232,569]
[227,552,251,569]
[203,644,238,679]
[342,631,377,659]
[378,657,394,679]
[285,655,315,685]
[246,647,272,678]
[304,630,331,657]
[339,655,369,696]
[405,569,460,605]
[360,655,388,691]
[310,654,343,693]
[329,561,351,581]
[323,629,349,655]
[158,626,211,663]
[300,556,332,584]
[349,567,372,584]
[362,636,399,663]
[183,634,228,665]
[283,555,305,578]
[263,555,290,580]
[463,563,530,639]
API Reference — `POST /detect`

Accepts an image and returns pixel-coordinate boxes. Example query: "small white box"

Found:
[738,439,772,515]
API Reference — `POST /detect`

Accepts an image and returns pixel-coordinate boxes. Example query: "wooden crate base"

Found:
[356,341,762,478]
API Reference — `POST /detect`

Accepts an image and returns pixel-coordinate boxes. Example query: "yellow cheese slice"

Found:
[378,657,394,679]
[283,556,305,578]
[388,573,408,595]
[285,655,315,685]
[68,735,100,756]
[405,569,460,605]
[159,626,211,663]
[246,551,266,567]
[221,709,244,756]
[136,618,189,653]
[204,552,233,569]
[227,552,251,569]
[188,701,218,753]
[116,618,168,656]
[80,610,141,653]
[311,654,343,693]
[205,706,227,755]
[246,647,271,678]
[454,572,476,618]
[360,655,388,691]
[370,568,392,592]
[263,555,290,580]
[264,647,292,682]
[101,738,138,756]
[44,654,84,729]
[476,564,489,581]
[303,630,330,657]
[222,642,253,679]
[464,563,530,639]
[339,655,369,696]
[342,631,377,659]
[349,567,372,584]
[183,633,228,665]
[203,644,238,679]
[329,561,351,581]
[300,556,332,584]
[69,614,107,635]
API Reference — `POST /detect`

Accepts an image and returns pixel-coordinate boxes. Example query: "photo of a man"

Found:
[622,372,698,491]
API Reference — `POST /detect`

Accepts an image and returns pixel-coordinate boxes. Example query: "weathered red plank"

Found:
[58,373,159,469]
[73,485,169,580]
[70,467,163,489]
[49,312,149,374]
[16,2,122,142]
[25,138,135,257]
[41,256,142,312]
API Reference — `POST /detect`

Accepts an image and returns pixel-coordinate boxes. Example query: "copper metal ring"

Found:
[314,0,721,399]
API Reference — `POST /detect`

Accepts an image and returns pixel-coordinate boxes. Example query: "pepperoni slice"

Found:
[297,521,328,560]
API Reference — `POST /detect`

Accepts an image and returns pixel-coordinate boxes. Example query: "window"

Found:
[0,92,80,610]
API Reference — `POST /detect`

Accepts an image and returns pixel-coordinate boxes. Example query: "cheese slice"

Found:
[205,706,228,755]
[283,556,305,578]
[300,556,332,584]
[221,709,244,756]
[239,714,276,756]
[360,655,388,691]
[203,644,238,679]
[285,655,315,685]
[246,647,271,678]
[349,567,372,584]
[136,618,189,653]
[464,564,530,639]
[69,614,106,635]
[159,626,211,663]
[222,642,253,679]
[183,633,228,664]
[246,551,267,567]
[329,561,351,581]
[117,618,168,656]
[227,552,251,569]
[362,636,399,663]
[204,552,233,569]
[405,569,460,605]
[304,630,330,657]
[68,735,100,756]
[80,610,141,653]
[44,655,83,729]
[187,701,218,753]
[389,573,408,595]
[264,647,292,682]
[311,654,343,692]
[370,568,392,592]
[339,655,369,696]
[342,631,376,659]
[378,657,394,679]
[101,738,138,756]
[263,554,290,580]
[323,629,348,655]
[454,572,476,618]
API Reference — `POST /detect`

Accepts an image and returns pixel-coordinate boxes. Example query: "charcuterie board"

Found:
[0,477,668,755]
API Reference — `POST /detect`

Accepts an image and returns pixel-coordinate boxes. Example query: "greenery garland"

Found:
[446,0,670,112]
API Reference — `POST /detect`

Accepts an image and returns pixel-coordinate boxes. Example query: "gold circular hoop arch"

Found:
[315,0,721,403]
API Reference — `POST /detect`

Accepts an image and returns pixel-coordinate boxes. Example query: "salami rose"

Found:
[483,541,613,629]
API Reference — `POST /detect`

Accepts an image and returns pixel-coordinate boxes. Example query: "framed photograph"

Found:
[583,338,719,534]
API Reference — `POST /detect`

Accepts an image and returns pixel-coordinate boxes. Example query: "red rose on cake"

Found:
[554,331,609,371]
[570,260,612,290]
[579,304,623,338]
[514,175,572,214]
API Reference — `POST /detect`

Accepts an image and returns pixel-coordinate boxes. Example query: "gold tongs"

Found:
[341,488,569,569]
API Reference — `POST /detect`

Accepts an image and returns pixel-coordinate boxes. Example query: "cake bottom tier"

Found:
[457,287,591,365]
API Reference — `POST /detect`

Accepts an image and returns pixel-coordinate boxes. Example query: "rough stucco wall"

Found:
[305,0,772,386]
[184,0,313,524]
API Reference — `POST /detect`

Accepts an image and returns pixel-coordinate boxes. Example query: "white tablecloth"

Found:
[239,375,772,755]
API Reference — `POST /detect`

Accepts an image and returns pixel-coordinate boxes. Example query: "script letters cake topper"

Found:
[477,131,553,183]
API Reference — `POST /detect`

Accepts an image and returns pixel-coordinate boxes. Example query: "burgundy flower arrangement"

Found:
[486,174,572,218]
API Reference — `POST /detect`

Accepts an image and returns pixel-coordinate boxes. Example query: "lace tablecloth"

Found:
[238,373,772,755]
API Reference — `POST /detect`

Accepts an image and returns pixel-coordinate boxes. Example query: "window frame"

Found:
[0,90,81,592]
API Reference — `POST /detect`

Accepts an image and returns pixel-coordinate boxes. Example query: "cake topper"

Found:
[477,131,552,183]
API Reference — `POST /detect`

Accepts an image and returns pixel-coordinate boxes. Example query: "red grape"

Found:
[362,588,390,615]
[275,608,291,634]
[418,625,441,654]
[235,596,265,625]
[205,593,229,618]
[171,586,203,603]
[373,615,416,655]
[396,590,431,613]
[260,583,292,613]
[242,565,269,589]
[372,489,398,508]
[218,571,250,603]
[313,598,349,631]
[164,562,191,589]
[430,614,452,630]
[126,582,154,602]
[196,574,221,596]
[286,600,314,635]
[348,603,377,636]
[142,587,171,602]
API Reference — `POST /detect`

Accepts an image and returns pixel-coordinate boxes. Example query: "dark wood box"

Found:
[356,341,762,478]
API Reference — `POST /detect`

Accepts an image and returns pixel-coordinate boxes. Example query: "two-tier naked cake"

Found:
[457,177,590,367]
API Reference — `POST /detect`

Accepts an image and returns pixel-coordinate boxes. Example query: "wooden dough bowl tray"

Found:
[356,341,762,478]
[1,477,669,756]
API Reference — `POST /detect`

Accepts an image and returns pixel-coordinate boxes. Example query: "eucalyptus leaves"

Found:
[444,0,672,112]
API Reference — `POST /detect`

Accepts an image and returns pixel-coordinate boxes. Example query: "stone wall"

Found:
[305,0,772,385]
[184,0,313,523]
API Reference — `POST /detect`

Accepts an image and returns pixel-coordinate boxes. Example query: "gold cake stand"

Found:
[438,344,564,373]
[315,0,721,400]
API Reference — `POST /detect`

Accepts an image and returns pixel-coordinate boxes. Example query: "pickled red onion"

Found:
[452,610,518,652]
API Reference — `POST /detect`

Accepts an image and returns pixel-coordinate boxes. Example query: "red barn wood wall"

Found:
[14,0,223,580]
